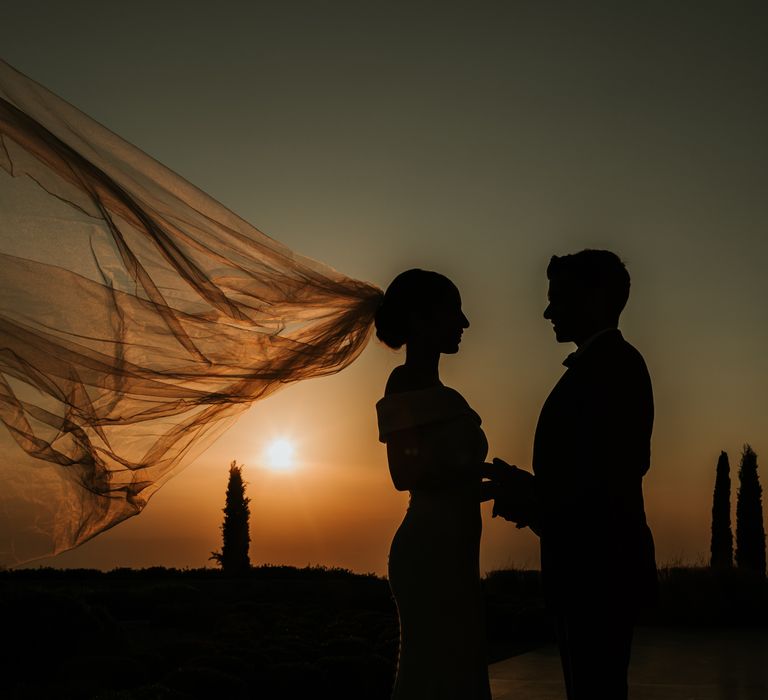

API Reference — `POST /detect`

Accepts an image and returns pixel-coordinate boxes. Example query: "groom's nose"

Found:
[461,312,470,328]
[543,304,552,319]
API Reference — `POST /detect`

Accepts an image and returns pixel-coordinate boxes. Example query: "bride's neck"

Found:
[404,344,441,385]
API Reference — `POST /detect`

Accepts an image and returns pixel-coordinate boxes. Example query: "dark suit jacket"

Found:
[533,329,657,610]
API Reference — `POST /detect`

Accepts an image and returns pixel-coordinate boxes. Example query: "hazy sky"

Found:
[2,2,767,573]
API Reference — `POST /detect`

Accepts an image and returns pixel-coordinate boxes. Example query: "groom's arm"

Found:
[576,348,654,529]
[587,352,653,480]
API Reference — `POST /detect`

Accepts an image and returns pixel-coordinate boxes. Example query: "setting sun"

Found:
[264,438,296,472]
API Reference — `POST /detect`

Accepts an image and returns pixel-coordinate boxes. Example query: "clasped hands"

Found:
[480,458,539,533]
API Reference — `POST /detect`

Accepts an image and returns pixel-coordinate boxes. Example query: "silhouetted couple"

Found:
[375,250,657,700]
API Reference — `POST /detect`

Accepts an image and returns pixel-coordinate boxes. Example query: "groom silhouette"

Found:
[493,249,658,700]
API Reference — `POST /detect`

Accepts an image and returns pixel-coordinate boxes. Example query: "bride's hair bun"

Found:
[375,269,454,349]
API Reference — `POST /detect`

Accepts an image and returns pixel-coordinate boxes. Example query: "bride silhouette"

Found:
[375,269,493,700]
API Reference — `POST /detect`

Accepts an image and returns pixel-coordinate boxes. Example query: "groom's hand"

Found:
[486,459,538,529]
[480,480,497,503]
[491,489,526,523]
[480,460,521,504]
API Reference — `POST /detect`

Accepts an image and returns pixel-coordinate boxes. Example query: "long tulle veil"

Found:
[0,60,383,566]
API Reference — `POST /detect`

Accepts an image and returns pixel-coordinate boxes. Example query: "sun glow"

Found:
[264,438,296,472]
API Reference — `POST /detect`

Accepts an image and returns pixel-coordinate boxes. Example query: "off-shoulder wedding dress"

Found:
[377,385,492,700]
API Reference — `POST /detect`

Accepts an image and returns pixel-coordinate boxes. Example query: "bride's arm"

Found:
[386,431,429,491]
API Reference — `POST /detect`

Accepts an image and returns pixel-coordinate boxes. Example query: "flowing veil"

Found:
[0,60,383,566]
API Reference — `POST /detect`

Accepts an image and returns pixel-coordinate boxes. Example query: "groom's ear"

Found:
[583,286,621,325]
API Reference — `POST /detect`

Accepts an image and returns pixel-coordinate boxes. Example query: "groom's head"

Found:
[544,249,630,345]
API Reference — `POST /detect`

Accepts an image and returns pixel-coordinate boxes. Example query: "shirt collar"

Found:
[562,327,619,367]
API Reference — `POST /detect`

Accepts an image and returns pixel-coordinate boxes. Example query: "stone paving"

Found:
[489,627,768,700]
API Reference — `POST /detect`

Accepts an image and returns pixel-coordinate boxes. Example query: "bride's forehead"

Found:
[440,284,461,306]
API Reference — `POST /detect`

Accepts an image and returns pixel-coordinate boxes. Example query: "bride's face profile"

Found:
[410,285,469,355]
[375,269,468,355]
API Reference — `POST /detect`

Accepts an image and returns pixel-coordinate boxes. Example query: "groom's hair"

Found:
[547,249,630,319]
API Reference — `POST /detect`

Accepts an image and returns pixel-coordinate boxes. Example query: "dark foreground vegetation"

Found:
[1,565,765,700]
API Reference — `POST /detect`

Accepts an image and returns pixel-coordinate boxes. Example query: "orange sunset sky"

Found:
[3,2,767,574]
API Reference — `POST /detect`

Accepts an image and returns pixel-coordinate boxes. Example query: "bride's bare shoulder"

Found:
[384,365,436,395]
[384,366,414,395]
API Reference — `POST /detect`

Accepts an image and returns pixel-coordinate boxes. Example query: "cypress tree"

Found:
[735,445,766,577]
[210,460,251,575]
[710,451,733,569]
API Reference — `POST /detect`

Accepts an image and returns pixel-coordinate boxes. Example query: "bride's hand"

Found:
[481,458,526,483]
[480,460,518,482]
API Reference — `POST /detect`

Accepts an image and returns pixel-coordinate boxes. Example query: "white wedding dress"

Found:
[377,385,492,700]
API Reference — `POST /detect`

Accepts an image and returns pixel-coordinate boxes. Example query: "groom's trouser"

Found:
[554,605,634,700]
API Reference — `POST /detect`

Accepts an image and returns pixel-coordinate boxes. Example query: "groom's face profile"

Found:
[544,279,607,344]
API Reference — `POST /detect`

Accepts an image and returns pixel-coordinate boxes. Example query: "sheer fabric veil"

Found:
[0,60,383,566]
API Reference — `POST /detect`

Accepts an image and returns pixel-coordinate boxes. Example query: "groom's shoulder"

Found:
[595,330,644,359]
[617,334,649,367]
[588,332,650,377]
[604,334,652,385]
